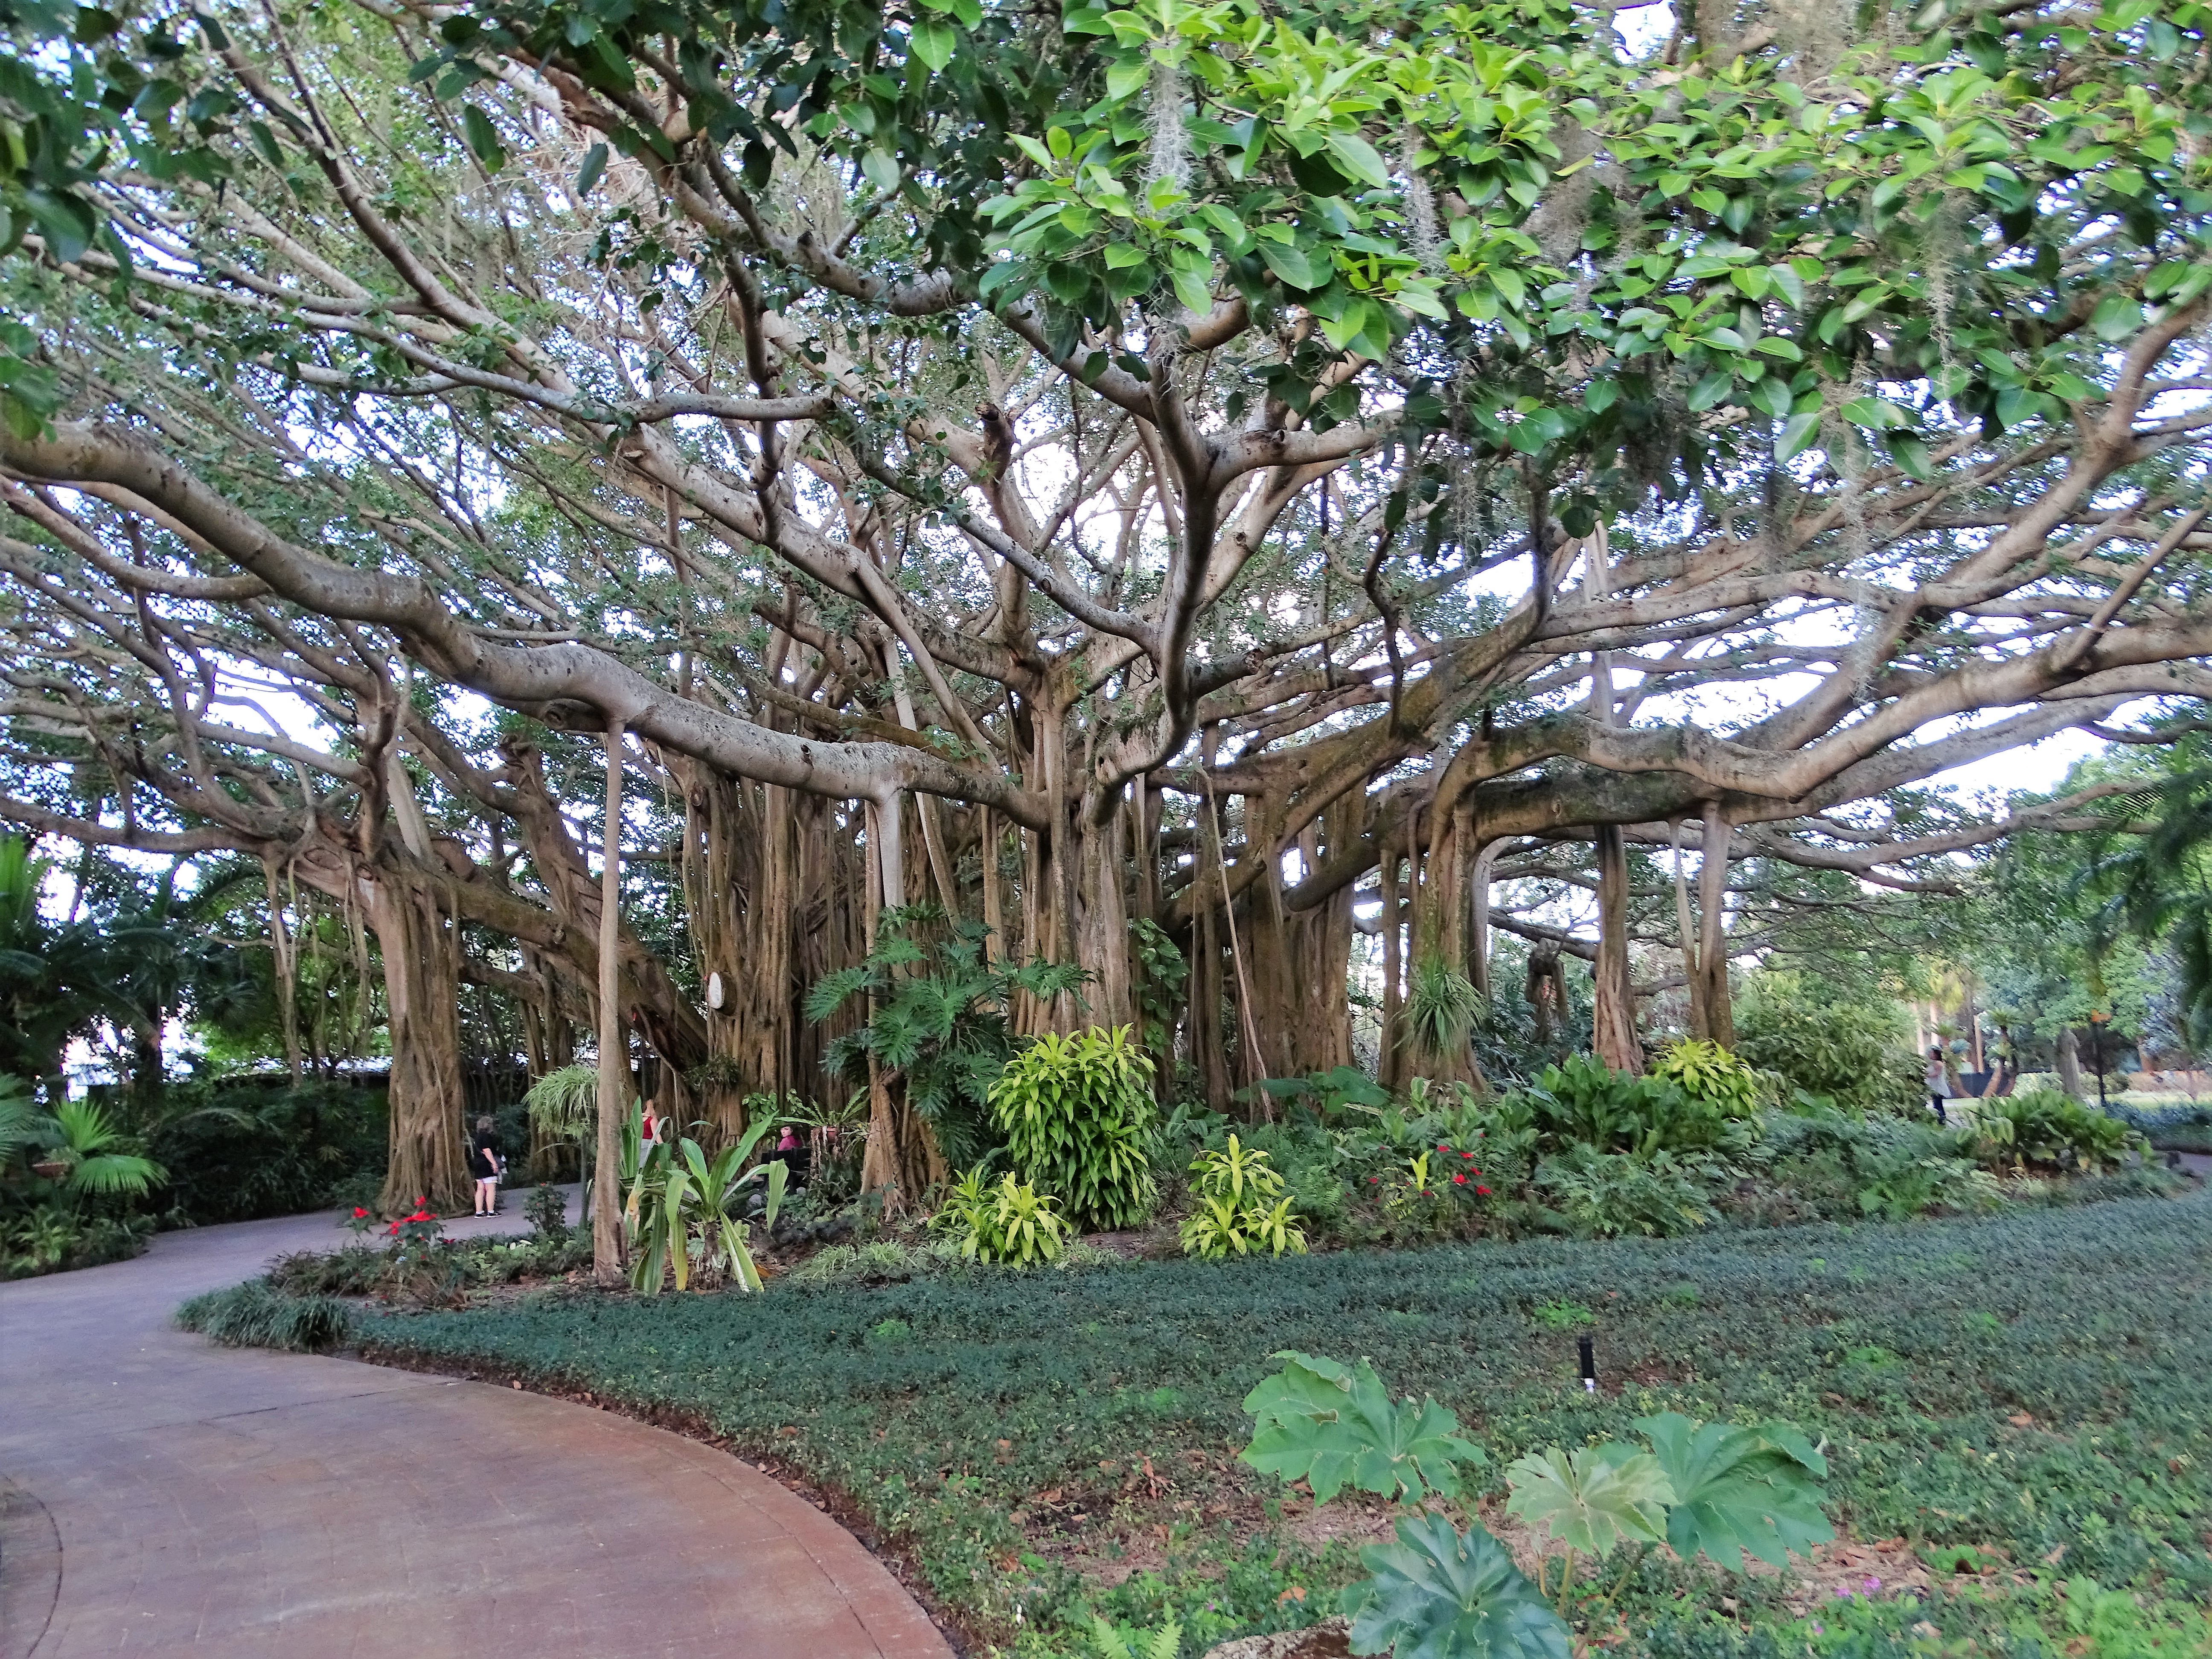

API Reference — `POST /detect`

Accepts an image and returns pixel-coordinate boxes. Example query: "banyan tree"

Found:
[4,0,2211,1266]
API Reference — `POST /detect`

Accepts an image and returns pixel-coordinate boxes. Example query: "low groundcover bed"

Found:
[341,1197,2209,1656]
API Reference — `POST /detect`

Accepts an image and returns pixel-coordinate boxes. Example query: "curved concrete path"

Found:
[0,1202,952,1659]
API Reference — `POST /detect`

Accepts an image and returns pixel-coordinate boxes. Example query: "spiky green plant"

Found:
[1404,955,1482,1060]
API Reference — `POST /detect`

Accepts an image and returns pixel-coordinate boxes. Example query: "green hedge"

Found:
[351,1195,2212,1649]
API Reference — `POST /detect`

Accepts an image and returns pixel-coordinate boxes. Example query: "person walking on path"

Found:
[470,1116,502,1216]
[1926,1046,1954,1126]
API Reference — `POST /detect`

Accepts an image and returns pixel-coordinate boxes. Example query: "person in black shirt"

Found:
[470,1116,501,1216]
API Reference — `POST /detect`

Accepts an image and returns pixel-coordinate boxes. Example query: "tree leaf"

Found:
[1343,1513,1570,1659]
[1324,131,1391,191]
[575,141,608,198]
[1504,1444,1674,1557]
[1778,410,1822,459]
[1257,239,1322,291]
[460,104,506,172]
[1241,1351,1485,1505]
[1636,1413,1833,1571]
[2089,293,2143,342]
[909,20,956,73]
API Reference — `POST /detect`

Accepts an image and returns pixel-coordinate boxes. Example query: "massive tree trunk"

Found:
[1695,801,1735,1047]
[681,765,800,1144]
[364,870,470,1215]
[592,724,626,1286]
[858,794,948,1208]
[1403,795,1482,1089]
[1591,823,1642,1071]
[1378,823,1404,1092]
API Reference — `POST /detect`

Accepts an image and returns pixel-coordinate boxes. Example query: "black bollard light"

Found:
[1578,1334,1597,1393]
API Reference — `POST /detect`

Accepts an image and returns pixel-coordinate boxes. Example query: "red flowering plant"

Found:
[342,1204,378,1237]
[380,1199,463,1306]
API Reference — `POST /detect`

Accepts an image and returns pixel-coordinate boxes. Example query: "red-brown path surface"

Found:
[0,1200,952,1659]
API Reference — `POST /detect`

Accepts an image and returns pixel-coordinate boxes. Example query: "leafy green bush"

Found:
[788,1237,963,1287]
[623,1120,783,1294]
[3,1205,151,1277]
[1180,1135,1307,1258]
[1750,1107,1995,1222]
[1971,1090,2143,1173]
[1240,1352,1832,1657]
[1535,1144,1723,1238]
[989,1025,1158,1229]
[148,1077,387,1224]
[1651,1040,1764,1117]
[176,1280,349,1351]
[807,908,1087,1171]
[1519,1055,1757,1158]
[1732,973,1918,1115]
[935,1169,1069,1264]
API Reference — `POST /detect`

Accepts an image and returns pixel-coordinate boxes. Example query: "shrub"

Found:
[1180,1135,1307,1258]
[1239,1352,1830,1654]
[624,1121,781,1294]
[1752,1106,1996,1221]
[148,1077,387,1224]
[1519,1055,1756,1158]
[1650,1040,1764,1117]
[1535,1144,1722,1238]
[1970,1089,2143,1172]
[524,1182,569,1239]
[267,1244,386,1296]
[936,1169,1069,1265]
[176,1280,349,1352]
[807,908,1088,1172]
[989,1025,1157,1229]
[1732,973,1918,1114]
[3,1207,151,1278]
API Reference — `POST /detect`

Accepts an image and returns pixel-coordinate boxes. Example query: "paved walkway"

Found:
[0,1202,951,1659]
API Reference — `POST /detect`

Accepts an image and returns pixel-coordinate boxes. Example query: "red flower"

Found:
[352,1206,370,1217]
[1452,1173,1467,1185]
[1476,1186,1491,1196]
[1463,1151,1475,1159]
[1437,1144,1449,1153]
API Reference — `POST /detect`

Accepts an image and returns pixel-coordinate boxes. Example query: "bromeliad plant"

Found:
[1238,1353,1833,1658]
[1180,1133,1307,1258]
[624,1117,786,1294]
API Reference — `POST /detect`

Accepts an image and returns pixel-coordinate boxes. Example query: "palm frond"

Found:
[66,1151,166,1196]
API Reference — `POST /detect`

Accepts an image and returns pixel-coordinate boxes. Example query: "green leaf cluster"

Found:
[1239,1350,1483,1505]
[987,1024,1157,1229]
[1179,1133,1307,1258]
[807,908,1086,1173]
[933,1167,1069,1265]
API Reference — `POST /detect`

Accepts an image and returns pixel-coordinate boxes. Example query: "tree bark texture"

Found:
[593,723,627,1287]
[1591,823,1642,1071]
[1696,800,1735,1047]
[366,871,470,1215]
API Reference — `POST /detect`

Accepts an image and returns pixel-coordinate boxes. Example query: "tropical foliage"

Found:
[988,1026,1158,1230]
[809,911,1088,1173]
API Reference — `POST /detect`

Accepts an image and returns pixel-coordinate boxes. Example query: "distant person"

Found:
[640,1103,660,1151]
[470,1116,501,1216]
[1926,1047,1953,1126]
[775,1123,810,1184]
